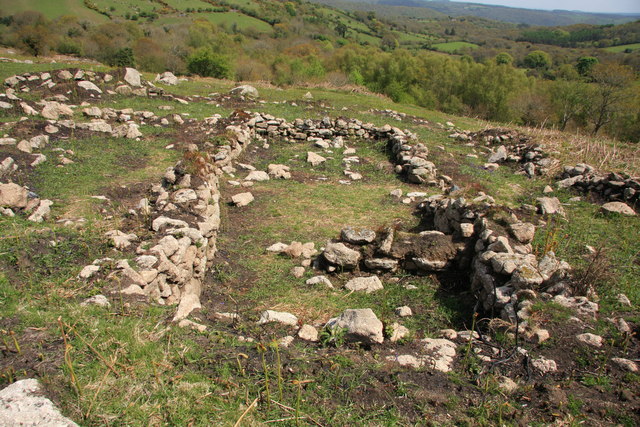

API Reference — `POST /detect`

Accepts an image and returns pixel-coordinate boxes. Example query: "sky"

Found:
[451,0,640,14]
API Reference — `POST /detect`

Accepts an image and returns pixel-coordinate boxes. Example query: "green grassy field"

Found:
[604,43,640,53]
[199,11,272,33]
[162,0,212,10]
[432,41,479,53]
[0,0,107,21]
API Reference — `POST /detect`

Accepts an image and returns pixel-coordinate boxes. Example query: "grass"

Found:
[30,134,179,218]
[162,0,211,10]
[199,11,273,34]
[1,52,639,425]
[432,41,479,53]
[603,43,640,53]
[0,0,108,21]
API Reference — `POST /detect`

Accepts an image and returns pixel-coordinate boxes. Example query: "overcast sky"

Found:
[453,0,640,14]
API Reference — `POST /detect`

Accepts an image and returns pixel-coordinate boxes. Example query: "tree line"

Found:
[0,10,637,142]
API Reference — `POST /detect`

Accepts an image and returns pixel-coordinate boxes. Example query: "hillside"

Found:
[318,0,640,26]
[0,47,639,425]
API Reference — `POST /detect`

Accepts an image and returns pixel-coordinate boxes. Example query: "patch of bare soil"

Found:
[0,323,64,389]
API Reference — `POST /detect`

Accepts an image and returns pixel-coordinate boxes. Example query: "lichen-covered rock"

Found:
[323,242,361,269]
[344,276,383,293]
[326,308,384,344]
[341,226,376,244]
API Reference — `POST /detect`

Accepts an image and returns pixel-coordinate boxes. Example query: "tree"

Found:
[495,52,513,65]
[112,47,135,67]
[585,64,634,135]
[335,22,348,38]
[11,11,53,56]
[550,79,588,130]
[523,50,551,69]
[187,47,230,78]
[575,56,598,77]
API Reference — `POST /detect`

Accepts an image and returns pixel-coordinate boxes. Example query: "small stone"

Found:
[258,310,298,326]
[266,242,288,253]
[389,322,410,343]
[439,329,457,340]
[245,170,269,181]
[78,265,100,279]
[611,357,638,372]
[325,308,384,344]
[341,226,376,244]
[279,336,295,347]
[291,266,305,278]
[459,223,475,238]
[323,241,361,269]
[420,338,457,372]
[298,324,319,342]
[536,197,565,216]
[616,293,632,307]
[80,294,110,308]
[232,192,254,207]
[532,328,550,344]
[344,276,383,293]
[509,222,535,244]
[306,275,333,288]
[497,376,518,394]
[386,354,423,368]
[306,152,326,166]
[576,333,603,347]
[531,357,557,373]
[395,306,413,317]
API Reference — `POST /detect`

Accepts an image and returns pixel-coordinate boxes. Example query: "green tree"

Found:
[112,47,135,67]
[585,63,634,135]
[575,56,598,77]
[335,22,348,38]
[495,52,513,65]
[523,50,551,69]
[550,79,588,130]
[187,47,230,78]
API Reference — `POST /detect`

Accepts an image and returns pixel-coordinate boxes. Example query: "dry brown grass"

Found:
[520,126,640,176]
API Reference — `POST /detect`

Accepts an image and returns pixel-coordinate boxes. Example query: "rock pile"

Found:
[450,128,559,177]
[557,163,638,211]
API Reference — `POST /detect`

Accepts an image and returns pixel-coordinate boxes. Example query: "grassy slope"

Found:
[0,53,638,425]
[432,41,479,53]
[604,43,640,53]
[0,0,107,21]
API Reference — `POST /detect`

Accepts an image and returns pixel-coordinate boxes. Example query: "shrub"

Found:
[111,47,135,67]
[187,47,230,78]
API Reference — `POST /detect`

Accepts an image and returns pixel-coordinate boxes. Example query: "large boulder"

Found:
[536,197,565,216]
[77,80,102,93]
[601,202,635,216]
[41,101,73,120]
[124,67,142,87]
[230,85,259,98]
[326,308,384,344]
[0,379,78,426]
[0,183,28,208]
[323,242,361,269]
[155,71,178,85]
